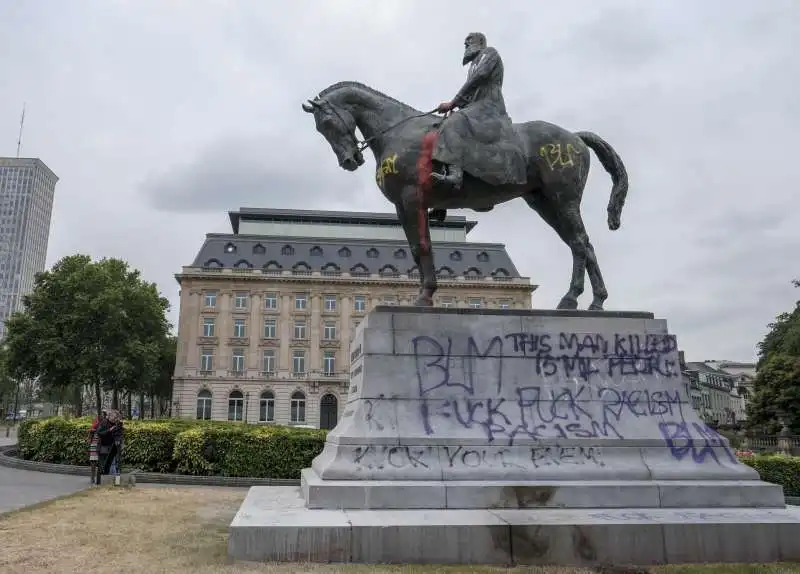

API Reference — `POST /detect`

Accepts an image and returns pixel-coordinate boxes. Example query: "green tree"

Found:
[0,345,17,420]
[4,254,171,416]
[747,280,800,433]
[138,334,176,419]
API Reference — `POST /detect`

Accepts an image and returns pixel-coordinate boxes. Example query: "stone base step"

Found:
[228,486,800,565]
[301,468,785,510]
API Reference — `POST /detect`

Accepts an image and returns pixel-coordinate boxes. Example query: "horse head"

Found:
[302,96,364,172]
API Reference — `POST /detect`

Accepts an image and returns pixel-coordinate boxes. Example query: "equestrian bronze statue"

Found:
[302,32,629,310]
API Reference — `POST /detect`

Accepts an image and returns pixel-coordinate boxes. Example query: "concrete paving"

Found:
[0,433,90,515]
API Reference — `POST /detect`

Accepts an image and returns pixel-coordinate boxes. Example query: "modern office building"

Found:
[172,207,536,428]
[0,157,58,338]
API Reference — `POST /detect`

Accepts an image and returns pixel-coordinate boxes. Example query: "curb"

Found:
[0,445,300,488]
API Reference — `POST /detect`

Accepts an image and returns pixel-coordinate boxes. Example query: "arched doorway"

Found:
[319,394,338,430]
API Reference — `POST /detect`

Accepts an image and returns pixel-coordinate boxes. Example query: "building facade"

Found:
[0,157,58,338]
[681,359,755,426]
[172,208,536,428]
[704,360,756,424]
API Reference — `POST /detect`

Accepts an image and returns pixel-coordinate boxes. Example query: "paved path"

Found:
[0,434,89,515]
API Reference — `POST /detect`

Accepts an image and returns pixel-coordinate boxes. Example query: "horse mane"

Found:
[318,81,417,111]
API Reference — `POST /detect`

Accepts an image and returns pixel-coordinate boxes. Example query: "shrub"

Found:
[17,417,327,478]
[740,453,800,497]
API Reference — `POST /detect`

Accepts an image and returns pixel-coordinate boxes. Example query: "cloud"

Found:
[1,0,798,361]
[140,130,364,213]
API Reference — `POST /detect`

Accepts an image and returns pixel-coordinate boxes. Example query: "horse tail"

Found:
[575,131,629,231]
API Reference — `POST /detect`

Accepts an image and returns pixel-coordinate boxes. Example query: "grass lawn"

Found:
[0,486,797,574]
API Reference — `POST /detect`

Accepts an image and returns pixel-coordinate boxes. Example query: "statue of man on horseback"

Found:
[430,32,528,190]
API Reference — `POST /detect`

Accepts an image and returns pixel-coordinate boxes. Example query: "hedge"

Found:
[17,416,327,479]
[740,454,800,497]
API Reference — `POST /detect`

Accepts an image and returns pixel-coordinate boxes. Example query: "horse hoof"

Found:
[556,298,578,310]
[588,304,604,311]
[414,295,434,307]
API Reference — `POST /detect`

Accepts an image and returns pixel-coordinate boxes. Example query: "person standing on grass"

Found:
[88,410,106,485]
[103,409,124,479]
[95,410,118,485]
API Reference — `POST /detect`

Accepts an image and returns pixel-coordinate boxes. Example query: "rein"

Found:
[321,98,440,153]
[355,108,440,152]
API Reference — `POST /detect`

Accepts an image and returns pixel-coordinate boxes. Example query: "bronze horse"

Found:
[302,82,629,310]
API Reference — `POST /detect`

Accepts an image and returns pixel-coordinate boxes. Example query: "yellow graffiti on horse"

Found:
[539,143,580,171]
[375,153,399,187]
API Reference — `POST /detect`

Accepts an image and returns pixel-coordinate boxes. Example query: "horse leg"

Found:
[556,201,601,310]
[527,192,609,310]
[395,195,437,306]
[584,241,609,311]
[522,192,584,310]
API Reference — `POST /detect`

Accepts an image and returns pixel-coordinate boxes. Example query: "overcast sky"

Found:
[1,0,798,362]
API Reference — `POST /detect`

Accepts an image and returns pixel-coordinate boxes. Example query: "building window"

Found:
[263,319,276,339]
[234,292,249,309]
[259,391,275,423]
[231,348,245,373]
[204,291,217,308]
[499,299,511,309]
[382,295,397,306]
[354,295,366,312]
[323,321,337,340]
[292,350,306,374]
[468,298,482,309]
[228,390,244,421]
[233,319,247,338]
[196,389,212,420]
[262,349,275,373]
[440,296,454,308]
[291,391,306,423]
[323,351,336,374]
[202,317,215,337]
[200,349,214,372]
[323,294,337,311]
[264,293,277,310]
[295,294,307,310]
[294,319,307,339]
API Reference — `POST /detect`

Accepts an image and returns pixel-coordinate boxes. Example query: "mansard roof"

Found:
[190,234,521,278]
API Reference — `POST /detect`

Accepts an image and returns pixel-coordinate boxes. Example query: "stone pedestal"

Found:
[229,307,800,565]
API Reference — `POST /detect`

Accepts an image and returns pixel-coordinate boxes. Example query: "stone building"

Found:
[171,208,536,428]
[684,361,739,426]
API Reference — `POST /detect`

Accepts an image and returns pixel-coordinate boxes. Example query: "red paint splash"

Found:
[415,131,439,255]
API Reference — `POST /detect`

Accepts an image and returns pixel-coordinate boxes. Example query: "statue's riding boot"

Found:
[430,164,463,190]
